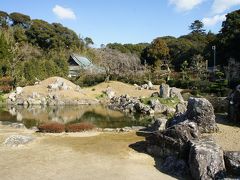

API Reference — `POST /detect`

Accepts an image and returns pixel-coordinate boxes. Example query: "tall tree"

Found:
[217,10,240,63]
[142,38,169,66]
[189,20,205,34]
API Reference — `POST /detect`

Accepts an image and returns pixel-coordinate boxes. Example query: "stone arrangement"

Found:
[137,96,239,179]
[6,78,98,106]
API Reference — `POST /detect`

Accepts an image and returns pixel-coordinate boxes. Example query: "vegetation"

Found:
[0,9,240,93]
[37,122,95,133]
[65,123,95,132]
[38,122,65,133]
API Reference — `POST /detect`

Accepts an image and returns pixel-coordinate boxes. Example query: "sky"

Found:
[1,0,240,47]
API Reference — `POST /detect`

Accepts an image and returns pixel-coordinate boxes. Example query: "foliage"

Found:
[38,122,65,133]
[217,9,240,64]
[142,38,169,66]
[141,96,180,108]
[106,43,149,57]
[65,122,95,132]
[189,20,205,34]
[9,12,31,28]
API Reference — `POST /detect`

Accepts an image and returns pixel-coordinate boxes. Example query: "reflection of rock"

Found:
[189,138,226,180]
[9,123,26,129]
[3,135,34,147]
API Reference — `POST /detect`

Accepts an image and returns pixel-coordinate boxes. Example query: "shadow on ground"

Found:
[215,114,240,127]
[129,141,190,180]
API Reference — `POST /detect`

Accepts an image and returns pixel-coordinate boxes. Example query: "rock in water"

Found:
[159,83,170,98]
[224,151,240,176]
[3,135,34,147]
[186,97,218,133]
[189,138,226,180]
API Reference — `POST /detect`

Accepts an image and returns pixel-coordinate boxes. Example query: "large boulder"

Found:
[150,99,167,114]
[175,102,187,115]
[224,151,240,176]
[160,156,189,177]
[170,87,184,102]
[159,83,170,98]
[146,121,199,158]
[189,138,226,180]
[3,135,34,147]
[186,97,218,133]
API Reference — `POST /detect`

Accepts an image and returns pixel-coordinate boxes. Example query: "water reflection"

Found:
[0,105,152,128]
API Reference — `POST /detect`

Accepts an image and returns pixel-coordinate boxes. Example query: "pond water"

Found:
[0,105,153,129]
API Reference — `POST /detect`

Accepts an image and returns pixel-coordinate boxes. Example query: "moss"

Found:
[0,93,6,104]
[95,93,107,100]
[141,96,180,108]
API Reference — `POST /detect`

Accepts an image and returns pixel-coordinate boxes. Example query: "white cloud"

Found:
[212,0,240,14]
[169,0,204,11]
[202,14,226,26]
[52,5,76,20]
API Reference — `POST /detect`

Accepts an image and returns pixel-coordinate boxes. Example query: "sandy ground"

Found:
[0,125,175,180]
[212,116,240,151]
[0,115,239,180]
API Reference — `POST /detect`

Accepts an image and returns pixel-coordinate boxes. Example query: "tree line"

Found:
[0,9,239,89]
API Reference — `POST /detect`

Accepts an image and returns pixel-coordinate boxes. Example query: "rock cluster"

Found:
[7,78,98,106]
[109,95,154,115]
[134,81,157,90]
[137,97,234,179]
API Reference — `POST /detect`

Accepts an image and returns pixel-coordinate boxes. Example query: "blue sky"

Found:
[1,0,240,46]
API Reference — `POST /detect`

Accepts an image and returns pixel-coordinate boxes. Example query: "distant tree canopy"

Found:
[9,12,31,28]
[106,43,149,57]
[142,38,169,66]
[0,10,86,86]
[217,9,240,63]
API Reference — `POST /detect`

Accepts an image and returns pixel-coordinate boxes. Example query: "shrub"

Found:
[65,122,95,132]
[38,122,65,133]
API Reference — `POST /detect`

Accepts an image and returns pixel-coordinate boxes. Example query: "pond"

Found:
[0,105,153,129]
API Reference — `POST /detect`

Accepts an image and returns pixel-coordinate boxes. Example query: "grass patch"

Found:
[141,96,180,108]
[96,93,107,100]
[0,92,6,103]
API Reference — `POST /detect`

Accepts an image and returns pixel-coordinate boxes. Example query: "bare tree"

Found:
[94,48,142,81]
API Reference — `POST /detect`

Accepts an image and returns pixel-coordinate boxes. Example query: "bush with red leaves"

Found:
[65,122,95,132]
[38,122,65,133]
